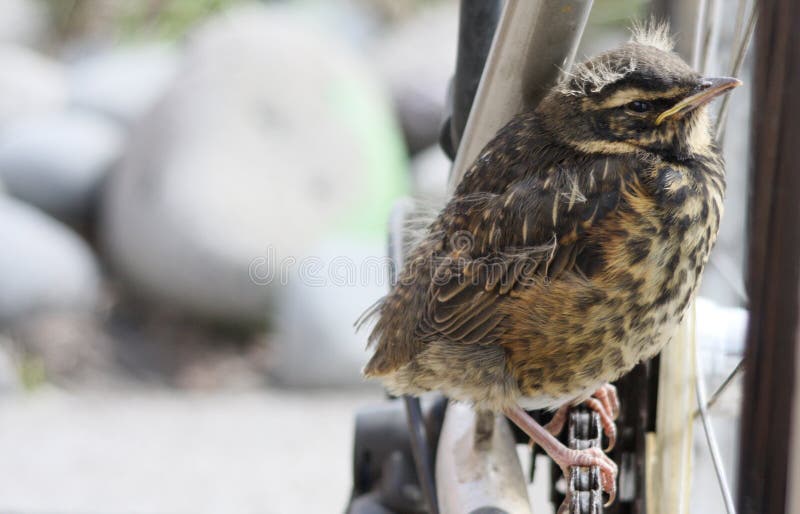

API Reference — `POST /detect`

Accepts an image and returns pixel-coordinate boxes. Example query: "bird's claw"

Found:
[556,447,618,510]
[546,383,620,451]
[584,383,619,451]
[584,397,618,452]
[593,383,620,420]
[503,405,618,511]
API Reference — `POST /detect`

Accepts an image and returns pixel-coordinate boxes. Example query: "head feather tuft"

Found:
[630,18,674,52]
[554,18,676,97]
[556,56,637,97]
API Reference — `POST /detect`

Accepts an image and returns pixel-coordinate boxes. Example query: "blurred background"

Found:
[0,0,750,512]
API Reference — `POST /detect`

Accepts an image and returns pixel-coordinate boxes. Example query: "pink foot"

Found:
[590,383,620,451]
[505,405,618,507]
[593,383,620,420]
[542,383,620,451]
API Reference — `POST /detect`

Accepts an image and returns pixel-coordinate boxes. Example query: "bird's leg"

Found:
[543,404,570,436]
[541,383,620,450]
[528,405,569,451]
[504,404,617,506]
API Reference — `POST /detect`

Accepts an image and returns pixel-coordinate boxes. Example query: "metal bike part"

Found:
[568,408,605,514]
[405,395,439,514]
[448,0,594,190]
[436,403,533,514]
[443,0,504,159]
[348,395,448,514]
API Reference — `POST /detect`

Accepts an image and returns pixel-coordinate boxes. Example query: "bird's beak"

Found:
[655,77,742,125]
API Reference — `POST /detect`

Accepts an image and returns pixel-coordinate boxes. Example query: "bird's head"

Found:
[538,23,741,159]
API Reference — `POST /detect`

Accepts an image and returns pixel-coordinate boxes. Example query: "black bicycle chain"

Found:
[567,408,605,514]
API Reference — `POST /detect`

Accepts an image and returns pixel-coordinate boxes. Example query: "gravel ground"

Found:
[0,389,381,514]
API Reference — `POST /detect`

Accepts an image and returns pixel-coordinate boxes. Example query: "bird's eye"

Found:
[626,100,652,113]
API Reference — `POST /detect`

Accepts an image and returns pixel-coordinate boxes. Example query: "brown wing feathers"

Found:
[361,148,628,376]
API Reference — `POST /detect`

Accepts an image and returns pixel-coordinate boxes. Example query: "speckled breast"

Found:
[606,156,725,368]
[506,157,725,408]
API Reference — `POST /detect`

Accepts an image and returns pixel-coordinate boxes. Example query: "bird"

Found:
[358,22,740,507]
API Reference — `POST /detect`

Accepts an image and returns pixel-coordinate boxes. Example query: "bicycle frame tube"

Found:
[448,0,593,191]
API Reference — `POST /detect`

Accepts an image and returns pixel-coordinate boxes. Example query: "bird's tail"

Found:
[354,296,384,336]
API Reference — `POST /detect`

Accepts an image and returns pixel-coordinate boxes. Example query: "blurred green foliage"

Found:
[18,356,45,391]
[118,0,241,39]
[42,0,242,41]
[42,0,647,44]
[588,0,650,26]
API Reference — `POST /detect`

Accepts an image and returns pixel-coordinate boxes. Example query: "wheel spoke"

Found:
[715,1,758,139]
[694,339,737,514]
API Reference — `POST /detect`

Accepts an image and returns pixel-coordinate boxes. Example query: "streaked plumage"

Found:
[358,24,740,506]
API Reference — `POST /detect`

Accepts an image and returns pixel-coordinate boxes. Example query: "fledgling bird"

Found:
[359,24,740,505]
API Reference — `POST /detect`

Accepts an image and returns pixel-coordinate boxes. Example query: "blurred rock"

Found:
[0,197,100,324]
[102,4,405,324]
[0,109,124,222]
[0,45,67,128]
[69,44,179,125]
[372,2,458,154]
[270,239,386,388]
[410,145,450,202]
[0,0,47,47]
[285,0,381,49]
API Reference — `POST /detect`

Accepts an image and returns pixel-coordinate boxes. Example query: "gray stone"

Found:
[270,238,387,388]
[0,45,67,128]
[0,0,47,47]
[69,44,179,125]
[0,197,100,324]
[0,110,124,222]
[101,4,406,324]
[372,3,458,153]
